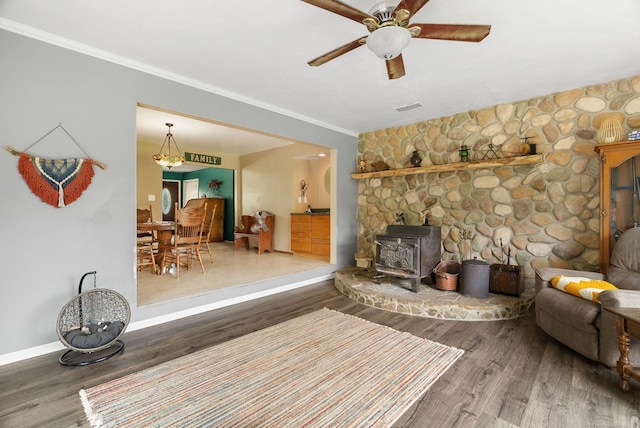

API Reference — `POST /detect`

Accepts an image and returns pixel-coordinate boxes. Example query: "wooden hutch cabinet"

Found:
[185,197,225,242]
[290,213,330,261]
[595,141,640,271]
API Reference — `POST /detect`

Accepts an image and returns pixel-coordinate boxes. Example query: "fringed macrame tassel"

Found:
[5,123,105,208]
[17,154,95,208]
[18,154,60,207]
[62,160,94,206]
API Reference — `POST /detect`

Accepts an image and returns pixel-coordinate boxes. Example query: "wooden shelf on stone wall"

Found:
[350,154,543,179]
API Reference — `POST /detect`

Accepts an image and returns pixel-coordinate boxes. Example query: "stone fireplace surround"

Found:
[339,75,640,319]
[354,74,640,290]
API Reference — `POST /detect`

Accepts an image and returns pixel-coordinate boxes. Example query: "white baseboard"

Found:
[0,275,332,367]
[127,275,332,332]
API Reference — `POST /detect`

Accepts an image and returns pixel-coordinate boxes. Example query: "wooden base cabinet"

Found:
[311,214,330,260]
[291,214,330,261]
[291,215,311,253]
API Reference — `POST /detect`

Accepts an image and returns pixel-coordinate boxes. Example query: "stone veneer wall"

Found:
[356,74,640,283]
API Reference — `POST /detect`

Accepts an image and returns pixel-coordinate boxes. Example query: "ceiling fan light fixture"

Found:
[366,25,411,60]
[368,1,399,23]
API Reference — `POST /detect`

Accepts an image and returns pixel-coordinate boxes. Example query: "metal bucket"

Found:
[460,259,490,298]
[433,260,460,291]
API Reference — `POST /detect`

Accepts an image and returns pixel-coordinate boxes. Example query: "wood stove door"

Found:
[375,236,420,277]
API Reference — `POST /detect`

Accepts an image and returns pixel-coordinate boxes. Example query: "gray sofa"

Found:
[534,227,640,367]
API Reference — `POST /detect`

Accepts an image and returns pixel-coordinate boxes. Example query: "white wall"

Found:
[0,29,358,359]
[240,142,332,253]
[309,156,331,208]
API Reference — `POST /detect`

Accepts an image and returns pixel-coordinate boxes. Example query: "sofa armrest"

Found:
[534,267,604,294]
[598,289,640,367]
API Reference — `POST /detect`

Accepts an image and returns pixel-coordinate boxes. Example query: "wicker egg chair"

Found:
[56,271,130,366]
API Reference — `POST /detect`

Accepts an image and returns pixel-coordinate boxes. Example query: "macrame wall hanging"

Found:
[4,123,107,208]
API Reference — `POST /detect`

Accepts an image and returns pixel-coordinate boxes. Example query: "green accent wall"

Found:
[163,168,235,241]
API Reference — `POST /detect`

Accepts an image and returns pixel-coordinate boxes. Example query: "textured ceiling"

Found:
[2,0,640,153]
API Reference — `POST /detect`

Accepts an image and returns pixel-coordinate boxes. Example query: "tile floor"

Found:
[137,241,329,306]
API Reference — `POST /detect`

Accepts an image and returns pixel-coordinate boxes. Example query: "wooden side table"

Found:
[605,307,640,392]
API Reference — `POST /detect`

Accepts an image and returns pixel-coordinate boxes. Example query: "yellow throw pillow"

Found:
[550,276,617,303]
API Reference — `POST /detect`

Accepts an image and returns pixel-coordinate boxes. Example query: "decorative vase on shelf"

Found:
[597,117,626,143]
[459,145,470,162]
[410,151,421,167]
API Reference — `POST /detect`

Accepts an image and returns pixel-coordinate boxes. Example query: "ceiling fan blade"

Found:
[394,0,431,17]
[412,23,491,42]
[301,0,374,24]
[308,37,367,66]
[386,55,406,80]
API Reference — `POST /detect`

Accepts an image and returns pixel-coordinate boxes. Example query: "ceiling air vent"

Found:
[395,102,422,112]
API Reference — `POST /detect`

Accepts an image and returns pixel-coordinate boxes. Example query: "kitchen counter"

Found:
[291,209,330,216]
[291,212,330,215]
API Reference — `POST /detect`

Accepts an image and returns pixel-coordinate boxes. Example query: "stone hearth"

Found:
[335,267,535,321]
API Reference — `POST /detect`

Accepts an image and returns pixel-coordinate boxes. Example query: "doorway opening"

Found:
[136,104,334,307]
[161,180,180,221]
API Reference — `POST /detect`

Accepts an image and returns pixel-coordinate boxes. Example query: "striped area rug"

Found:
[80,308,463,427]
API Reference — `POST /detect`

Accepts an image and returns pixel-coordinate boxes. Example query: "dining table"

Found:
[137,221,175,274]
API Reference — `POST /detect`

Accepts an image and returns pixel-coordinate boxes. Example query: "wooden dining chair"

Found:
[136,205,156,272]
[136,241,156,273]
[136,205,154,243]
[163,202,207,279]
[199,205,217,263]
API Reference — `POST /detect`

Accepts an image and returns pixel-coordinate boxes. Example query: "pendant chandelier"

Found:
[153,123,185,168]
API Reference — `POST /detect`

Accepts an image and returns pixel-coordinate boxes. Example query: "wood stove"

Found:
[375,225,442,292]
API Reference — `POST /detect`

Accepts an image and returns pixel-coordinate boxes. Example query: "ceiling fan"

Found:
[302,0,491,79]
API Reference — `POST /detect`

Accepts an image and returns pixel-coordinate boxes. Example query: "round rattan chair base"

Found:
[59,340,125,366]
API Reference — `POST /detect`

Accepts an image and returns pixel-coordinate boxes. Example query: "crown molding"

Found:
[0,18,358,138]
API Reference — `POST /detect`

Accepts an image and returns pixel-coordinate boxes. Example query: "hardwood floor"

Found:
[1,280,639,427]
